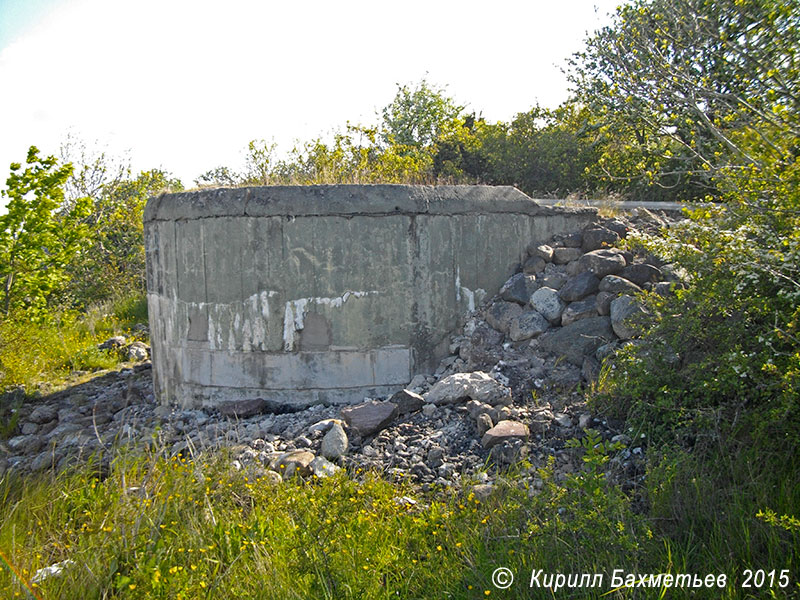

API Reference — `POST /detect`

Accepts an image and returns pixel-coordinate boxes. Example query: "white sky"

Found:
[0,0,621,193]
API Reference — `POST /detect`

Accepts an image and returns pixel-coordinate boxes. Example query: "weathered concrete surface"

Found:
[144,185,595,408]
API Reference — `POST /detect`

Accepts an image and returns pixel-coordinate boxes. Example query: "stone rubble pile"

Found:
[1,209,680,494]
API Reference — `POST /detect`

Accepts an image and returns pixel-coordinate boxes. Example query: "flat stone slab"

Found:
[482,420,530,449]
[218,398,267,418]
[341,400,398,437]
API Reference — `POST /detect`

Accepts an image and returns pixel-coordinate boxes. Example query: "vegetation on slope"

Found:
[0,0,798,597]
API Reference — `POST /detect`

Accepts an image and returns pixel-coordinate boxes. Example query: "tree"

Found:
[65,168,183,304]
[568,0,800,199]
[477,104,599,196]
[381,78,463,149]
[0,147,91,317]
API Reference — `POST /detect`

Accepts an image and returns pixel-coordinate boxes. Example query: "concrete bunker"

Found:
[144,185,595,408]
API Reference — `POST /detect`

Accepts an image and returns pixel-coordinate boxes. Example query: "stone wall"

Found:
[144,185,595,408]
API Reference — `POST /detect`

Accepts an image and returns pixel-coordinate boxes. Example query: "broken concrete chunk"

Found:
[425,371,512,406]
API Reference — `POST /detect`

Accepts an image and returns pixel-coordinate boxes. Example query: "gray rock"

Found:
[500,274,538,305]
[552,247,582,264]
[309,456,340,478]
[599,275,642,295]
[561,296,599,326]
[596,291,615,316]
[485,301,524,334]
[539,316,616,365]
[538,270,568,290]
[490,439,529,465]
[30,451,54,472]
[341,401,398,436]
[522,255,546,275]
[578,413,593,429]
[20,422,39,435]
[530,287,566,324]
[426,446,444,469]
[509,311,550,341]
[7,435,44,454]
[466,400,492,419]
[530,244,554,261]
[28,405,57,424]
[578,249,627,278]
[98,336,126,350]
[554,413,573,428]
[482,420,530,449]
[218,398,267,419]
[582,226,620,252]
[308,418,344,435]
[471,483,495,501]
[559,272,600,302]
[582,356,601,382]
[320,423,348,460]
[620,263,662,286]
[653,281,675,296]
[126,342,150,362]
[271,450,315,478]
[389,389,425,415]
[491,405,513,423]
[595,341,620,362]
[610,295,647,339]
[529,407,554,433]
[425,372,512,406]
[476,413,494,436]
[554,231,583,248]
[603,220,629,238]
[422,404,437,417]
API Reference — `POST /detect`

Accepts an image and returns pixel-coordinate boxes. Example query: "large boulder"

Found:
[578,249,627,278]
[559,271,600,302]
[599,275,642,295]
[509,311,550,341]
[499,273,539,305]
[538,316,616,365]
[610,295,647,339]
[425,371,512,406]
[552,247,582,264]
[582,226,620,252]
[530,287,566,324]
[341,401,398,437]
[485,301,524,334]
[561,296,599,326]
[620,263,663,286]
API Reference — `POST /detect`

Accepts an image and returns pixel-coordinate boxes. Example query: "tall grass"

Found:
[0,432,796,598]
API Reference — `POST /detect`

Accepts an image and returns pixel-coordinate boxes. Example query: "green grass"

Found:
[0,432,796,599]
[0,292,148,395]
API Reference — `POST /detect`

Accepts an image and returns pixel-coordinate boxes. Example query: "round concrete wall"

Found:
[144,185,595,408]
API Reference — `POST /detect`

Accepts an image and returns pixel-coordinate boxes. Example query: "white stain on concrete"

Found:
[283,291,379,351]
[455,266,486,313]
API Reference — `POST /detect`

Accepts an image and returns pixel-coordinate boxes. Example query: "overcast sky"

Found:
[0,0,621,191]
